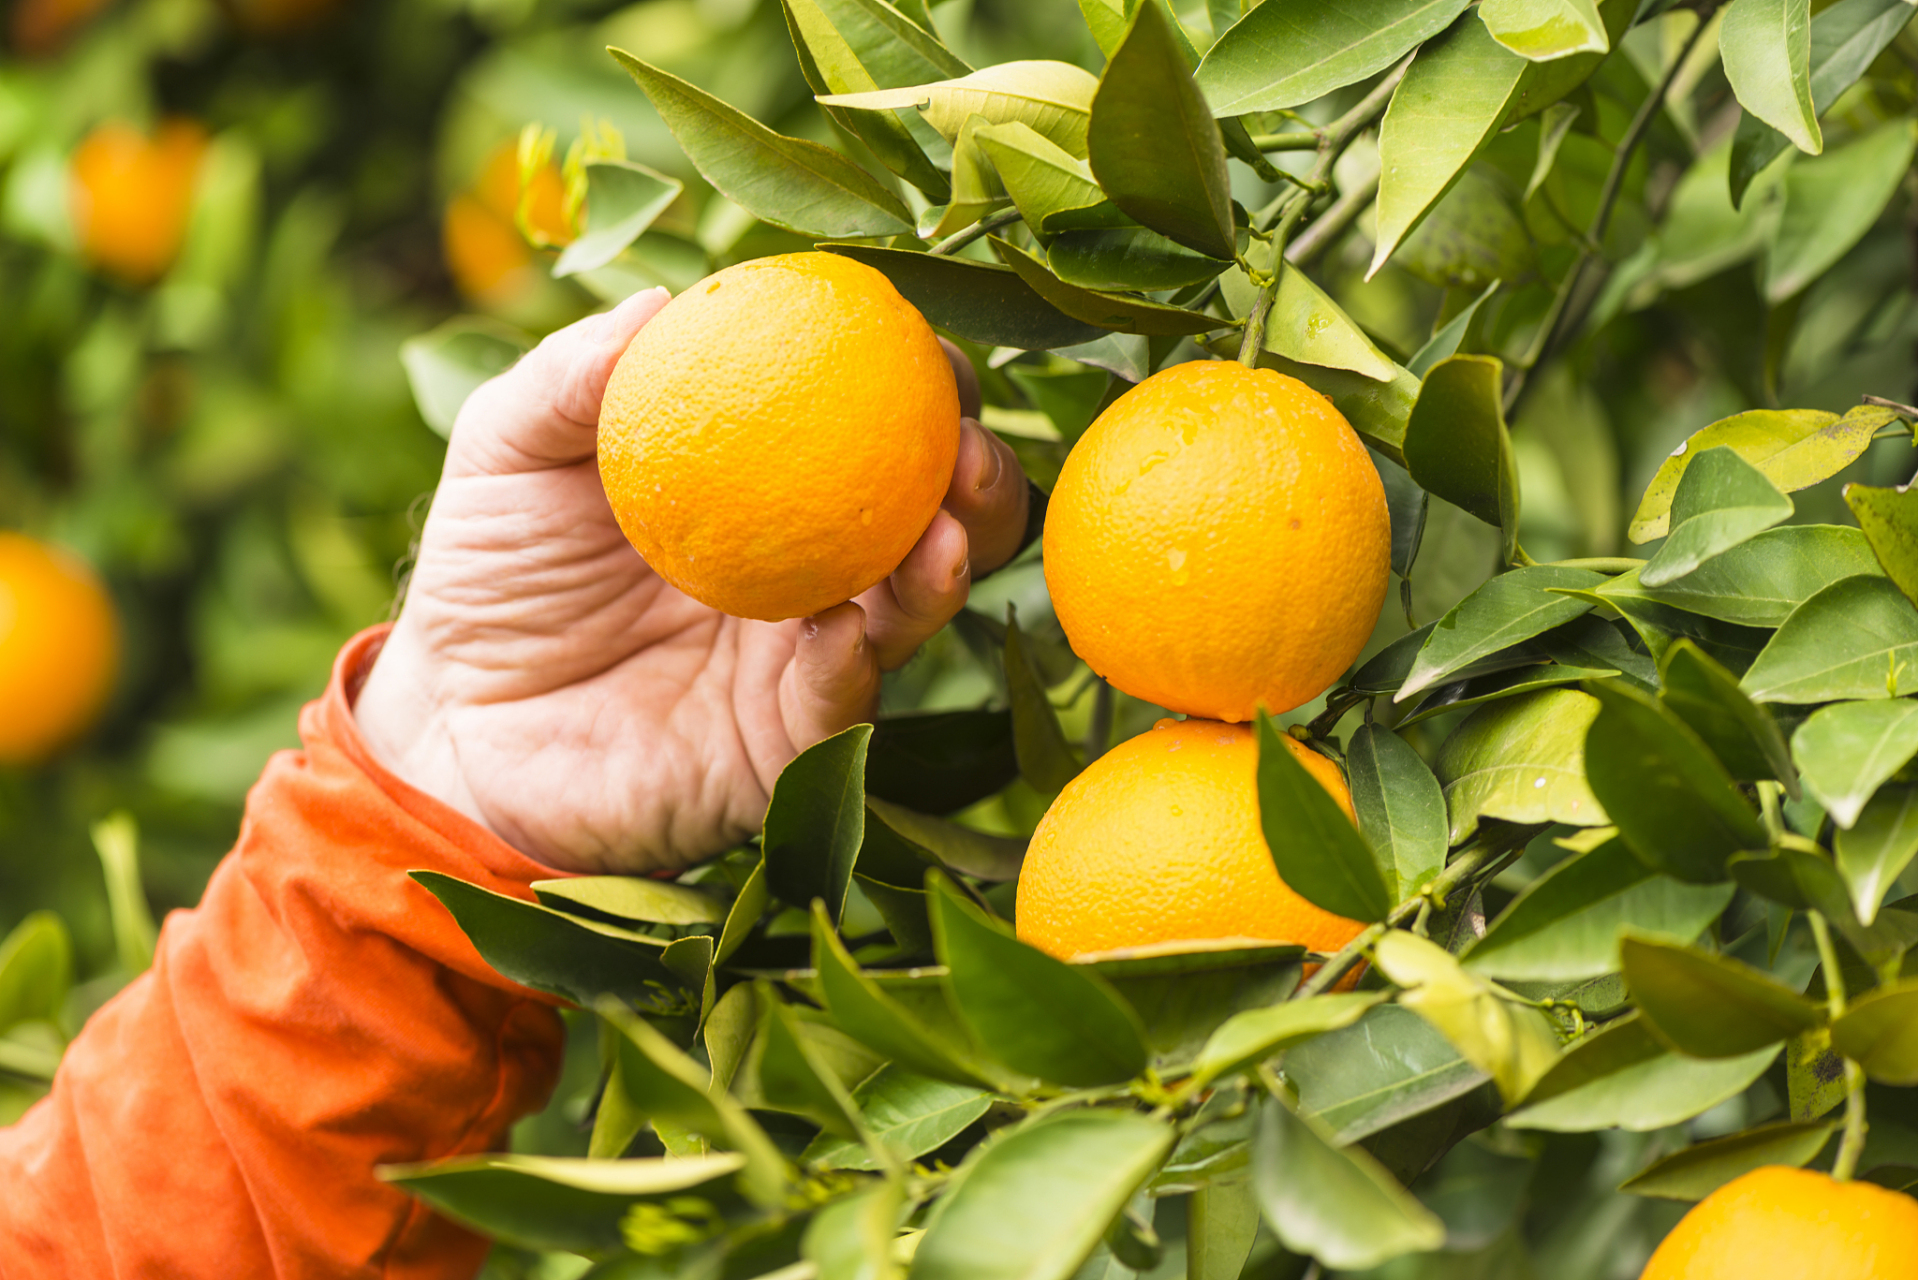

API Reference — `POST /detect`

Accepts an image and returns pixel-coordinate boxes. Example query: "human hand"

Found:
[353,288,1027,873]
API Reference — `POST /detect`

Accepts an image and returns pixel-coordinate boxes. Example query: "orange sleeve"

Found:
[0,626,568,1280]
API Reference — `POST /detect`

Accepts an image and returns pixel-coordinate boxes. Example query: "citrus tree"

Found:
[372,0,1918,1276]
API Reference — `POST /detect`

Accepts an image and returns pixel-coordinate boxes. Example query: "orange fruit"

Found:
[443,143,570,304]
[1641,1165,1918,1279]
[0,534,118,764]
[1043,359,1390,722]
[598,252,960,621]
[1014,717,1366,960]
[69,119,208,285]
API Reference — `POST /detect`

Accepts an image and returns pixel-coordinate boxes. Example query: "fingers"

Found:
[445,286,672,479]
[938,337,982,420]
[859,509,971,669]
[944,417,1031,576]
[778,601,881,749]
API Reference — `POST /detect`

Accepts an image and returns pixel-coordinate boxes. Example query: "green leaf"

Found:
[1659,640,1798,795]
[1766,119,1918,301]
[865,798,1025,882]
[550,160,683,278]
[1396,168,1534,292]
[1720,0,1821,157]
[1097,949,1306,1071]
[532,876,727,927]
[1434,688,1607,843]
[410,872,685,1008]
[929,874,1149,1086]
[1005,610,1080,794]
[817,61,1102,156]
[1197,0,1472,114]
[1372,930,1563,1104]
[1287,1004,1490,1143]
[972,120,1116,233]
[1186,1181,1261,1280]
[867,709,1020,816]
[1583,681,1765,883]
[1792,699,1918,830]
[1402,354,1519,561]
[1507,1014,1782,1131]
[804,1178,903,1280]
[1190,992,1386,1087]
[398,318,531,440]
[379,1152,748,1256]
[756,992,871,1142]
[1398,566,1603,701]
[1464,839,1736,981]
[1250,1094,1447,1271]
[1259,264,1400,382]
[1256,713,1391,923]
[0,912,70,1035]
[1603,527,1883,628]
[1629,406,1892,542]
[1846,480,1918,610]
[1374,450,1430,579]
[610,49,912,238]
[1741,575,1918,704]
[763,724,873,923]
[1621,1119,1835,1200]
[1047,226,1226,291]
[1837,784,1918,926]
[1401,654,1622,727]
[715,858,769,965]
[1641,448,1794,588]
[1408,278,1501,377]
[804,1065,994,1171]
[912,1109,1174,1280]
[1570,587,1774,676]
[994,237,1232,336]
[1236,346,1422,463]
[1830,978,1918,1085]
[1087,1,1236,260]
[1479,0,1607,60]
[1346,723,1448,902]
[1622,936,1825,1058]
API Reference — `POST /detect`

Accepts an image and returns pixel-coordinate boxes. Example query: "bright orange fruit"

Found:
[442,142,570,304]
[1014,717,1366,961]
[0,534,118,764]
[69,119,208,285]
[1640,1165,1918,1279]
[1043,359,1390,722]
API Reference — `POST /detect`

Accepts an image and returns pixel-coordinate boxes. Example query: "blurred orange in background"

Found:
[442,142,570,306]
[0,534,119,766]
[69,119,208,285]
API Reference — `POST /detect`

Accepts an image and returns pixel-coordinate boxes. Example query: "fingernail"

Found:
[970,422,1003,492]
[953,555,970,581]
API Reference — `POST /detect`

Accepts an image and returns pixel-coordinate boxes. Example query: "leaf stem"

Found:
[1543,556,1647,574]
[1249,132,1322,151]
[1808,910,1870,1181]
[928,206,1024,258]
[1285,171,1379,268]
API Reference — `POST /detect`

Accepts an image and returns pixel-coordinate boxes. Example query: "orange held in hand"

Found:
[1015,718,1366,961]
[1044,359,1390,722]
[69,119,208,285]
[0,533,118,765]
[1640,1165,1918,1279]
[598,252,960,621]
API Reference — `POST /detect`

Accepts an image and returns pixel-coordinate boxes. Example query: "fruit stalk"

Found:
[1807,909,1871,1180]
[928,206,1024,258]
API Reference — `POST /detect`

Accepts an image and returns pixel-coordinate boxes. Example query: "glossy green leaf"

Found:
[1622,936,1825,1058]
[1197,0,1473,115]
[972,120,1114,233]
[1408,277,1500,377]
[1186,1181,1260,1280]
[532,876,727,927]
[994,237,1232,336]
[1792,699,1918,830]
[1373,930,1563,1104]
[912,1109,1172,1280]
[411,872,684,1007]
[550,160,682,277]
[1046,226,1225,291]
[1374,451,1429,580]
[821,246,1100,350]
[1621,1119,1835,1199]
[610,49,912,238]
[1086,1,1235,260]
[865,799,1024,883]
[1242,347,1422,463]
[1766,120,1918,302]
[1464,839,1736,981]
[756,994,870,1142]
[1830,978,1918,1085]
[1396,168,1534,292]
[762,724,872,922]
[866,708,1020,816]
[1005,609,1080,794]
[929,874,1148,1086]
[1571,586,1775,676]
[1250,1094,1447,1271]
[1720,0,1821,157]
[1190,991,1386,1087]
[1847,480,1918,611]
[715,858,769,965]
[1402,354,1519,561]
[1606,527,1883,628]
[1098,950,1304,1071]
[1837,784,1918,926]
[398,318,530,439]
[1256,713,1391,923]
[1402,654,1621,727]
[1434,688,1607,842]
[1399,566,1603,701]
[817,60,1101,156]
[804,1065,994,1171]
[1583,680,1765,883]
[1741,575,1918,704]
[1480,0,1607,60]
[0,912,70,1035]
[1287,1004,1491,1143]
[1630,407,1892,542]
[1346,723,1448,901]
[1641,448,1794,587]
[1659,640,1797,794]
[1259,264,1399,382]
[379,1152,748,1256]
[804,1178,903,1280]
[1508,1014,1781,1131]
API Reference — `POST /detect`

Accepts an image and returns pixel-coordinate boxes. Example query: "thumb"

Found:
[778,602,881,755]
[444,286,671,478]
